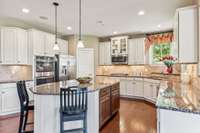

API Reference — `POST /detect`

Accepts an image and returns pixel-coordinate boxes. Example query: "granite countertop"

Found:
[156,80,200,114]
[30,77,119,95]
[96,74,164,80]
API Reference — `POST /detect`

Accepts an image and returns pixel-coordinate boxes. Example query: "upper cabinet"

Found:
[111,36,128,55]
[175,6,198,63]
[58,39,68,55]
[99,42,111,65]
[28,29,68,57]
[128,38,145,65]
[0,27,28,64]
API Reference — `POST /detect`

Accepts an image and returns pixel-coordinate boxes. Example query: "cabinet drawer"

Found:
[100,87,110,97]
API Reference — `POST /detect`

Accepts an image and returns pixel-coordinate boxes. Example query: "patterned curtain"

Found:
[145,32,173,52]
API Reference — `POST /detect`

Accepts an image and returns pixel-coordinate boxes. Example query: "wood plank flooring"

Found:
[0,99,156,133]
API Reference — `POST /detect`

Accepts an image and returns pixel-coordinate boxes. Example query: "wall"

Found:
[0,65,33,82]
[66,35,99,67]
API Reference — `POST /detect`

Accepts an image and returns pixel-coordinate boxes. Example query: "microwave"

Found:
[111,55,128,65]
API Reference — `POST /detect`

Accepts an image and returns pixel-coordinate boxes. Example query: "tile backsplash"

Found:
[0,65,33,82]
[96,64,181,76]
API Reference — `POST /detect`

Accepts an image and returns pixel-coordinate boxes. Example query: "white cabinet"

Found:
[133,79,143,97]
[58,39,68,55]
[0,27,28,64]
[17,29,28,64]
[45,33,55,56]
[126,79,136,96]
[30,29,46,56]
[128,38,145,65]
[176,6,198,63]
[111,36,128,55]
[0,83,20,116]
[29,29,68,57]
[144,79,159,102]
[99,42,111,65]
[76,48,94,79]
[120,79,127,96]
[0,27,17,64]
[158,109,200,133]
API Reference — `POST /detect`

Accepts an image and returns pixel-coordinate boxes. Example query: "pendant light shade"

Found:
[77,0,84,48]
[77,40,84,48]
[53,2,60,51]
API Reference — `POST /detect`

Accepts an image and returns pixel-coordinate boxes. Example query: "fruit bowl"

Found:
[76,77,92,84]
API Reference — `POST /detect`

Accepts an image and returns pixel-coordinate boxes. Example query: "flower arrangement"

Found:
[160,55,177,74]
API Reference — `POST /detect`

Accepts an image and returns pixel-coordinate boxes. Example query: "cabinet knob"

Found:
[0,61,2,63]
[1,91,5,94]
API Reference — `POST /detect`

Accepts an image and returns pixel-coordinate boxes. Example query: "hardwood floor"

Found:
[0,99,156,133]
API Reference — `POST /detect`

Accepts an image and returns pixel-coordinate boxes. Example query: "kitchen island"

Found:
[156,80,200,133]
[30,78,120,133]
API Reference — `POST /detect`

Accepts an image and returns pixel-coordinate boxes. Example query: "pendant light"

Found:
[53,2,60,51]
[77,0,84,48]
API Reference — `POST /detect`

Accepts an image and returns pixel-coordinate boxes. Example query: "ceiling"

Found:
[0,0,196,37]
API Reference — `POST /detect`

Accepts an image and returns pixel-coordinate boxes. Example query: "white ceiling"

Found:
[0,0,196,37]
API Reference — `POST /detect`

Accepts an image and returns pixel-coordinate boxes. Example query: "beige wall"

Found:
[66,35,99,68]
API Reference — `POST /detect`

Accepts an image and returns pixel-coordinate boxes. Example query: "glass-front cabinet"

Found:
[111,36,128,55]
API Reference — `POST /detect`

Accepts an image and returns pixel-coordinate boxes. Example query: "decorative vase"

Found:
[166,66,173,74]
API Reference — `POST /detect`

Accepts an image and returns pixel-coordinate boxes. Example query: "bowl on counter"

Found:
[76,77,92,84]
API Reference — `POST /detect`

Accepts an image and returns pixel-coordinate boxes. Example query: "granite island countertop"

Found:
[156,80,200,114]
[30,78,119,95]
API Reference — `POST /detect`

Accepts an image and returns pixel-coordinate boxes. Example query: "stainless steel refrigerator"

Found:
[55,54,76,81]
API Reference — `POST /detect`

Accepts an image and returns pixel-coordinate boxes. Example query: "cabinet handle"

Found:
[132,82,136,84]
[1,91,5,94]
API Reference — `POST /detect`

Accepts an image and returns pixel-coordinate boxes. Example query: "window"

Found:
[152,43,171,64]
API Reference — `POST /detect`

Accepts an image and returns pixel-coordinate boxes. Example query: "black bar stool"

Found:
[60,86,88,133]
[16,81,34,133]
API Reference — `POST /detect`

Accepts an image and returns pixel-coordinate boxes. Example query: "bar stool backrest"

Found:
[60,87,88,114]
[17,81,29,110]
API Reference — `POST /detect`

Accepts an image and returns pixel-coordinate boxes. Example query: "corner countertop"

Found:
[30,77,119,95]
[156,80,200,114]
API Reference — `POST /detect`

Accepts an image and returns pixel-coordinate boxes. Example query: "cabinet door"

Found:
[178,7,197,63]
[58,39,68,55]
[135,38,145,64]
[99,88,111,128]
[120,79,127,96]
[99,43,105,65]
[17,29,28,64]
[143,82,153,100]
[126,80,136,96]
[1,88,20,114]
[0,28,17,64]
[32,30,45,55]
[128,39,136,64]
[45,33,55,56]
[104,42,111,65]
[134,80,144,97]
[111,83,120,114]
[76,48,94,78]
[152,84,159,102]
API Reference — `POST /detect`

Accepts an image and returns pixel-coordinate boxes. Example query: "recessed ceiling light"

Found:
[138,10,145,16]
[113,31,118,35]
[22,8,30,13]
[67,26,72,30]
[157,24,161,28]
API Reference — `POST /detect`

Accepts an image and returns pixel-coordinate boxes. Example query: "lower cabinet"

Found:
[0,83,20,116]
[0,81,34,116]
[119,78,160,103]
[111,83,120,115]
[99,83,120,128]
